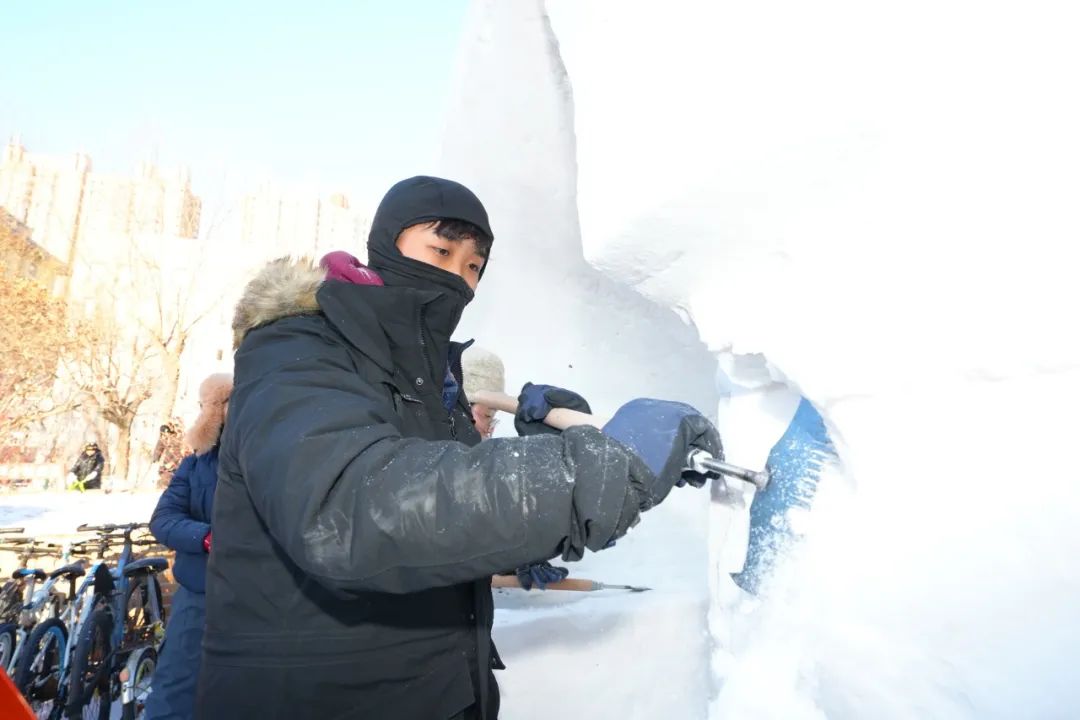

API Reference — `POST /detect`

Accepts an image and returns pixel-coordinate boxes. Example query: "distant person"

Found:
[67,441,104,491]
[460,345,504,439]
[152,418,187,489]
[146,373,232,720]
[462,345,570,591]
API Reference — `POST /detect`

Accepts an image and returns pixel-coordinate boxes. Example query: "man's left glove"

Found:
[515,382,591,437]
[515,561,570,590]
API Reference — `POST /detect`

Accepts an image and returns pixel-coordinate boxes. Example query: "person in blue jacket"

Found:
[145,372,232,720]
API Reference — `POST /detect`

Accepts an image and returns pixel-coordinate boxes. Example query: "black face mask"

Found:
[367,243,475,305]
[367,243,473,346]
[366,176,494,341]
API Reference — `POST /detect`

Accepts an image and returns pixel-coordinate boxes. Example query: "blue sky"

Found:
[0,0,470,205]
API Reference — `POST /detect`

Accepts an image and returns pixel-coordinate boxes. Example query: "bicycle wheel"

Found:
[120,648,157,720]
[13,616,67,719]
[0,582,21,622]
[66,608,113,720]
[0,621,16,670]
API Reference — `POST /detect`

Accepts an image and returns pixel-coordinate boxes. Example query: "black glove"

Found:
[515,561,570,590]
[602,398,723,509]
[515,382,592,437]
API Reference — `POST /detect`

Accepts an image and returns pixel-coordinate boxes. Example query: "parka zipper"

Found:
[416,304,435,382]
[416,303,458,440]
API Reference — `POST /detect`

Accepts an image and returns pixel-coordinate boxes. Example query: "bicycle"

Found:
[0,537,69,672]
[11,537,99,720]
[64,523,168,720]
[10,544,89,719]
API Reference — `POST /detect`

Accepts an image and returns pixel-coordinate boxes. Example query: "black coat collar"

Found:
[317,280,468,391]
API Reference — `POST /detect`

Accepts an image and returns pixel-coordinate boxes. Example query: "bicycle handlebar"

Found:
[76,522,150,534]
[0,542,64,555]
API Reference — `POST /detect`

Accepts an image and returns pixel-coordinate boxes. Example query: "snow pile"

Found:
[446,0,1080,717]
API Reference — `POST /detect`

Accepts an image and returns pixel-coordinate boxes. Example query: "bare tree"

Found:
[0,218,82,456]
[139,184,239,419]
[68,211,231,481]
[65,304,157,481]
[128,241,220,419]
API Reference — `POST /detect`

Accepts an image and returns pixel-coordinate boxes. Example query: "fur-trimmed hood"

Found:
[230,250,471,383]
[186,373,233,455]
[232,257,324,350]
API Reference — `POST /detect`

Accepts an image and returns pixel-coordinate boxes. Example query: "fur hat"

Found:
[462,346,505,400]
[186,373,233,455]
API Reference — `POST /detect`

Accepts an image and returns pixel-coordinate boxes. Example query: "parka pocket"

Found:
[385,382,426,423]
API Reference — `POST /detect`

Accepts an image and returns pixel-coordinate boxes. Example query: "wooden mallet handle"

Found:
[469,390,606,430]
[491,575,598,592]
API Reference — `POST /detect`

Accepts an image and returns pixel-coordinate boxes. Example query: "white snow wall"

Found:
[445,0,1080,718]
[439,1,721,718]
[439,2,718,415]
[444,0,1080,718]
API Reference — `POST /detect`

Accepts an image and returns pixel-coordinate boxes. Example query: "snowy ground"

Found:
[0,489,160,579]
[0,490,160,540]
[493,489,712,718]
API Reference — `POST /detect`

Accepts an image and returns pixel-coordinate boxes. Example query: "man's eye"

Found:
[468,263,481,273]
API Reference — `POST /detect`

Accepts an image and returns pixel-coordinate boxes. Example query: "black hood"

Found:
[366,177,493,362]
[367,176,494,297]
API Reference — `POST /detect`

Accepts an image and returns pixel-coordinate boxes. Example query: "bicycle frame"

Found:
[22,544,79,621]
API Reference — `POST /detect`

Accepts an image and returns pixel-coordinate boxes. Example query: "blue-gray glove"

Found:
[515,382,592,437]
[602,398,723,509]
[515,561,570,590]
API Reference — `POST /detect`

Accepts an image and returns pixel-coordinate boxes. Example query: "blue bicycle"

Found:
[13,537,95,720]
[62,523,168,720]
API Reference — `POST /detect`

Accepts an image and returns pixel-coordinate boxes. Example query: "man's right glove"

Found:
[515,382,592,437]
[601,398,723,509]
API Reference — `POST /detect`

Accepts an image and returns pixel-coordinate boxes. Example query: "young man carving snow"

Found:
[196,176,723,720]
